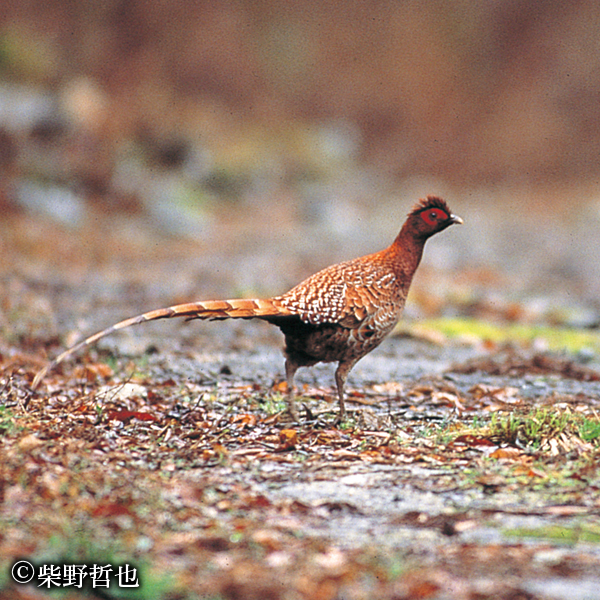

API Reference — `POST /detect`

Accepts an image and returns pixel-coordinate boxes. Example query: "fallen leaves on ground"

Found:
[453,348,600,381]
[1,346,600,599]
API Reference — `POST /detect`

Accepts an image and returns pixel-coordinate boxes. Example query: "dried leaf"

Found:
[108,410,158,422]
[278,428,298,449]
[18,434,44,451]
[451,434,496,447]
[489,447,522,460]
[73,362,113,382]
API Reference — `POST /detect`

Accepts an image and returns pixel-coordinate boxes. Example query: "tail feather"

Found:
[31,298,289,390]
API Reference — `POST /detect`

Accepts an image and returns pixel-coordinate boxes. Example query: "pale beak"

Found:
[450,214,464,225]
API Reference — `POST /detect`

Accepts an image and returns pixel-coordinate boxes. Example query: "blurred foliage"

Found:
[2,0,600,189]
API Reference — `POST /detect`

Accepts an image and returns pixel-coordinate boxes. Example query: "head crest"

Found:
[409,195,451,217]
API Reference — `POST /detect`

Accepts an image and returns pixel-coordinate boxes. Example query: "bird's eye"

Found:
[422,208,446,226]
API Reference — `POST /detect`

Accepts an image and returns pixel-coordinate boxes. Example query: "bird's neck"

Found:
[387,229,427,290]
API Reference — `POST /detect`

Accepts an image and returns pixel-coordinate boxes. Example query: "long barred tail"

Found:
[31,298,289,390]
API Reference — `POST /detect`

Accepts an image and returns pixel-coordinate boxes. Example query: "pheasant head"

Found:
[405,195,463,240]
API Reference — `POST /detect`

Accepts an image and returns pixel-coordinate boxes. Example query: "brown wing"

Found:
[275,253,400,327]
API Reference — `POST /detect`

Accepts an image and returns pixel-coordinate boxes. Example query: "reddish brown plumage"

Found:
[32,196,462,418]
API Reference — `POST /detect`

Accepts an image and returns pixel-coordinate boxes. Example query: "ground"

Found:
[1,206,600,600]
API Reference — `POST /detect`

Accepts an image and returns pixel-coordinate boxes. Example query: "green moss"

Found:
[405,317,600,353]
[505,524,600,544]
[0,407,22,437]
[257,392,288,415]
[579,419,600,443]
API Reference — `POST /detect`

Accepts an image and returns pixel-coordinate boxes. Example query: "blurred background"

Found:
[1,0,600,344]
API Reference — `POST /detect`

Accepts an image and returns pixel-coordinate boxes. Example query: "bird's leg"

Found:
[334,360,357,420]
[284,358,299,420]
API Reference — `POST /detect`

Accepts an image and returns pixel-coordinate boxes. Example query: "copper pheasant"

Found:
[32,196,462,418]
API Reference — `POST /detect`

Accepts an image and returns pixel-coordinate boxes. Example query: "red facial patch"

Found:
[421,208,448,226]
